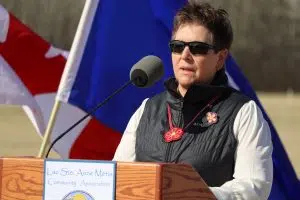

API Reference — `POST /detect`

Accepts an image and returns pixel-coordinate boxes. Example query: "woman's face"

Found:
[171,23,227,95]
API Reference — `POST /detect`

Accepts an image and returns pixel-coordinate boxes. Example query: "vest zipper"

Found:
[164,143,172,162]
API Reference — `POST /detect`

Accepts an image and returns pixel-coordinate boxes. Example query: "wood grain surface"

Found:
[0,157,44,200]
[0,159,216,200]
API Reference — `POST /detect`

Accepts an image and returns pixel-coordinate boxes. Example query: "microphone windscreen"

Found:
[130,55,164,88]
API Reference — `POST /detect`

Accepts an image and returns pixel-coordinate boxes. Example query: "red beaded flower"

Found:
[164,127,184,143]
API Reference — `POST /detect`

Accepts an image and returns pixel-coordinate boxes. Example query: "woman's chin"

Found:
[178,80,193,89]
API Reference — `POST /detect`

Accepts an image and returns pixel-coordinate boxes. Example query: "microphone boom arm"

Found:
[45,79,134,158]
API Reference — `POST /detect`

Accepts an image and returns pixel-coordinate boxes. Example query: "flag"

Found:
[0,4,65,136]
[55,0,300,199]
[0,4,119,160]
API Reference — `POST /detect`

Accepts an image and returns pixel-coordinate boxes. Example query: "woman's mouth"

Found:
[180,67,195,74]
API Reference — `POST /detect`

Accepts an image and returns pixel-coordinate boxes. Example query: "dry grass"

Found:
[0,92,299,177]
[258,92,300,177]
[0,105,59,158]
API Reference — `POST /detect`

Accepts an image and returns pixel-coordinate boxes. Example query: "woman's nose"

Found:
[181,46,193,60]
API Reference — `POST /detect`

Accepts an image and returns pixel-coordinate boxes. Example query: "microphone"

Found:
[45,55,164,158]
[130,55,164,87]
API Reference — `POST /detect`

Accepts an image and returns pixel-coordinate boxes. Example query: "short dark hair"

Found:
[172,1,233,51]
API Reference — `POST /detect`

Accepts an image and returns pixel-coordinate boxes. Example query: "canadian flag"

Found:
[0,5,121,159]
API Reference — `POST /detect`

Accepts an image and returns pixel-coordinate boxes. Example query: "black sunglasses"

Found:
[169,40,216,55]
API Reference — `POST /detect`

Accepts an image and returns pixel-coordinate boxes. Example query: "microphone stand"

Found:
[45,79,134,158]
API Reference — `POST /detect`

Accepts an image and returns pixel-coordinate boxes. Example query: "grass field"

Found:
[0,92,299,177]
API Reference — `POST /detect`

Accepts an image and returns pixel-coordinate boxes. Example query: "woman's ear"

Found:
[216,49,229,71]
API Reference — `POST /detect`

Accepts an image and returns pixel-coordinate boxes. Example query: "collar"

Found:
[164,69,230,105]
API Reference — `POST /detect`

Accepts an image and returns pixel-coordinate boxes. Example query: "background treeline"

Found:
[1,0,299,92]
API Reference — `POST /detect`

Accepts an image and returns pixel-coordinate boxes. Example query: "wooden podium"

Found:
[0,157,216,200]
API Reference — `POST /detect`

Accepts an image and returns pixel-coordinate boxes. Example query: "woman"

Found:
[113,1,273,199]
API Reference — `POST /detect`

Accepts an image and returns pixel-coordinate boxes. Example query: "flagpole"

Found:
[37,100,61,157]
[37,0,99,158]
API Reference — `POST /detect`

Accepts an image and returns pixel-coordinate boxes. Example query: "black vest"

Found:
[135,72,250,186]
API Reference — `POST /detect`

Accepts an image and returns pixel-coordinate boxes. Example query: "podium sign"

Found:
[43,159,116,200]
